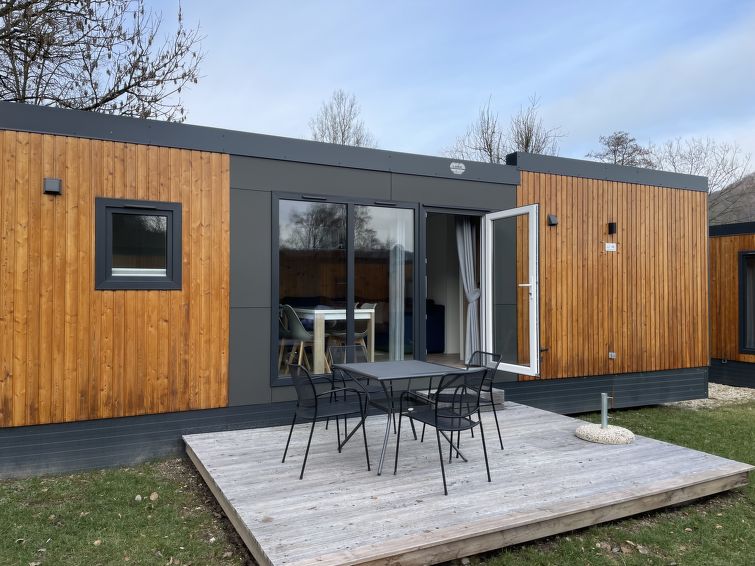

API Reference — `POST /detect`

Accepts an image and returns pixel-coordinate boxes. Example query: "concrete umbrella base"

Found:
[575,423,635,445]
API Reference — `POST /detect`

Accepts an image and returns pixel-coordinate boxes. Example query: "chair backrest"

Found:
[328,344,369,365]
[280,304,312,341]
[355,303,377,334]
[289,364,318,407]
[466,350,502,393]
[435,369,487,419]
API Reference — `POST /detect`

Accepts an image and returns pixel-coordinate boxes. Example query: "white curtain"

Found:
[389,221,406,360]
[456,217,480,362]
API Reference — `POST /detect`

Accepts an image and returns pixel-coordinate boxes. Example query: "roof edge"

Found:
[709,221,755,237]
[0,101,519,186]
[506,151,708,192]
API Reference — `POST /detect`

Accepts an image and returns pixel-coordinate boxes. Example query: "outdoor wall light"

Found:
[43,177,62,195]
[608,221,617,235]
[547,214,558,226]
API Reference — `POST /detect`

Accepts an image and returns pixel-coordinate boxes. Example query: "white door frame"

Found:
[481,204,540,376]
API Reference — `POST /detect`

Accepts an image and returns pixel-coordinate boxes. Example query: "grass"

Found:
[480,402,755,566]
[0,458,252,565]
[1,402,752,566]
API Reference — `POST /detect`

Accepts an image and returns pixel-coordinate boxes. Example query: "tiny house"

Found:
[0,102,709,475]
[709,221,755,387]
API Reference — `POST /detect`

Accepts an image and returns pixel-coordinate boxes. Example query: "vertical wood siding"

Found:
[0,131,230,427]
[710,233,755,363]
[517,171,709,380]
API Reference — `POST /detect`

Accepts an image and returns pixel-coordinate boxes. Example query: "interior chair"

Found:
[279,304,317,372]
[394,369,490,495]
[328,303,376,356]
[282,364,370,479]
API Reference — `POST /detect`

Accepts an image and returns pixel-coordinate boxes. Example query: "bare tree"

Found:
[309,89,377,148]
[0,0,203,121]
[446,97,506,163]
[586,131,654,167]
[650,137,752,193]
[508,94,561,155]
[447,95,560,162]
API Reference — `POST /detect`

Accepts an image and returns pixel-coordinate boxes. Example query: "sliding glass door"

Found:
[275,196,415,378]
[354,206,414,362]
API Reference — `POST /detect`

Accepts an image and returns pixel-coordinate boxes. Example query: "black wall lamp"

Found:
[608,221,617,235]
[43,177,62,195]
[547,214,558,226]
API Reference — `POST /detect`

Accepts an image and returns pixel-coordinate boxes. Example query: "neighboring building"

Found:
[709,174,755,387]
[0,102,709,476]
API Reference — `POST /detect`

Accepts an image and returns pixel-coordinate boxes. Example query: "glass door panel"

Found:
[277,200,346,375]
[482,204,539,376]
[354,206,414,361]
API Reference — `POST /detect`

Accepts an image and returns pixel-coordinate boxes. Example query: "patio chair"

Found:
[420,351,504,449]
[279,304,320,373]
[394,368,490,495]
[282,364,370,480]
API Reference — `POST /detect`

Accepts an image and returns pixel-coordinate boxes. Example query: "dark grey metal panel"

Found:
[0,101,518,185]
[391,173,517,210]
[709,222,755,237]
[230,188,271,308]
[709,359,755,387]
[231,155,391,199]
[498,367,708,414]
[228,307,272,406]
[506,152,708,192]
[0,403,295,478]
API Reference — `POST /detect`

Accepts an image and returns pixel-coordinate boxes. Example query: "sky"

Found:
[159,0,755,161]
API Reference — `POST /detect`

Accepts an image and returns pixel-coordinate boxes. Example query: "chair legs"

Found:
[488,398,504,450]
[282,412,297,463]
[299,419,317,480]
[478,410,491,483]
[436,428,448,496]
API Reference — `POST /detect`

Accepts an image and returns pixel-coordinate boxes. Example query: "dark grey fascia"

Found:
[0,101,519,185]
[709,221,755,237]
[506,152,708,192]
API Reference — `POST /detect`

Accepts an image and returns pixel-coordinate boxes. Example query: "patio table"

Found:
[333,360,462,475]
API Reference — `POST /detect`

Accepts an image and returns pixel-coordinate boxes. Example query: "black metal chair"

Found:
[420,351,504,449]
[466,351,504,449]
[394,368,490,495]
[282,364,370,479]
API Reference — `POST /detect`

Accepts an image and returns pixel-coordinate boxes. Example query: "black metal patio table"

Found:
[332,360,462,475]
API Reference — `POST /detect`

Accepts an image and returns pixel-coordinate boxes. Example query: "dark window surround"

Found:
[95,197,182,290]
[740,250,755,355]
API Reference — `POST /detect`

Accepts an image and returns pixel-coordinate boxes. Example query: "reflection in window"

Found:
[112,213,168,277]
[355,206,414,361]
[278,201,346,375]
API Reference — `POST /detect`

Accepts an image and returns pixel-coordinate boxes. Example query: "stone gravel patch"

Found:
[666,382,755,410]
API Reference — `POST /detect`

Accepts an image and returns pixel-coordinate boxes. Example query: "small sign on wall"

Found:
[605,242,618,252]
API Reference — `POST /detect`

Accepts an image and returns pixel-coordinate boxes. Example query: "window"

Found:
[274,196,415,379]
[96,198,182,290]
[741,251,755,354]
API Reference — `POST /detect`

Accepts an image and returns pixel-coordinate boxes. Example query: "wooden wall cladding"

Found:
[0,131,230,427]
[710,233,755,363]
[517,171,709,380]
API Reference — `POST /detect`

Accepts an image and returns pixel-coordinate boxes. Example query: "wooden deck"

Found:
[184,403,752,566]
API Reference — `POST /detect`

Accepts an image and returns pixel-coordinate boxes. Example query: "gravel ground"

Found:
[666,382,755,409]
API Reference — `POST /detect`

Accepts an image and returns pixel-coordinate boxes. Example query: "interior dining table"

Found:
[293,306,375,374]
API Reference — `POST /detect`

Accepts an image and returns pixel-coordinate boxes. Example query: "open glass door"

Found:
[481,204,539,376]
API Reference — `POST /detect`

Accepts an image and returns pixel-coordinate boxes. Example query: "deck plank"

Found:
[184,403,752,566]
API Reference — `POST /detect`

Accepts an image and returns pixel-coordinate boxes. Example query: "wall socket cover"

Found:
[605,242,618,252]
[608,351,617,359]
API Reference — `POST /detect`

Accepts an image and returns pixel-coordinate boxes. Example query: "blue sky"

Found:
[164,0,755,160]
